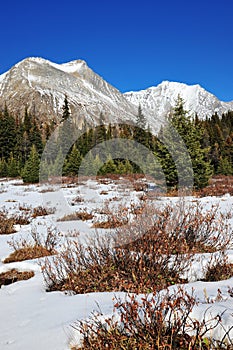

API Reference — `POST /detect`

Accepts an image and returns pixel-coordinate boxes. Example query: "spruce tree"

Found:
[0,159,8,177]
[98,155,117,175]
[134,104,148,145]
[58,96,74,156]
[63,145,82,176]
[156,96,212,190]
[7,153,20,178]
[21,145,40,183]
[0,106,17,160]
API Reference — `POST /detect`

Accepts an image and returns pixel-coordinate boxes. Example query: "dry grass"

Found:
[3,246,53,263]
[92,218,126,229]
[3,226,60,263]
[58,211,93,222]
[0,269,34,287]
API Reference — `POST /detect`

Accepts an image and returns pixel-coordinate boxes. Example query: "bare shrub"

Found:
[115,201,231,254]
[70,196,84,205]
[41,230,188,294]
[41,201,231,294]
[58,211,93,222]
[92,203,131,229]
[202,252,233,282]
[18,204,32,212]
[32,206,55,218]
[12,212,31,225]
[4,226,60,263]
[72,288,233,349]
[99,190,109,195]
[196,175,233,197]
[0,211,16,235]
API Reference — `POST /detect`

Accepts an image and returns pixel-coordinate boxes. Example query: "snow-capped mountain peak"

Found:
[0,57,233,132]
[124,81,233,120]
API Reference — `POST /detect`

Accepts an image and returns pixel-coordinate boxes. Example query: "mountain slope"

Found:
[0,58,233,132]
[124,81,233,121]
[0,57,138,126]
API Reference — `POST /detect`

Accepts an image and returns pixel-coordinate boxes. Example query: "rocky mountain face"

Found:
[124,81,233,121]
[0,57,233,132]
[0,57,138,127]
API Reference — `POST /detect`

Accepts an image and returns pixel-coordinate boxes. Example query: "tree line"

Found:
[0,96,232,189]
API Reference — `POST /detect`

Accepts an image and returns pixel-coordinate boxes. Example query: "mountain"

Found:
[124,81,233,121]
[0,57,138,127]
[0,57,233,132]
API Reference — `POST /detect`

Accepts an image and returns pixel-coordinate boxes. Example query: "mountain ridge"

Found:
[0,57,233,131]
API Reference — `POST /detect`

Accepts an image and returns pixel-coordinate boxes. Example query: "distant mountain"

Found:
[124,81,233,121]
[0,57,138,127]
[0,57,233,132]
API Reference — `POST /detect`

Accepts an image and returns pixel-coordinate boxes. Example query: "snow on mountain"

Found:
[0,57,138,127]
[124,81,233,121]
[0,57,233,132]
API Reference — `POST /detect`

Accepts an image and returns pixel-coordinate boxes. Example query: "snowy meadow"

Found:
[0,177,233,349]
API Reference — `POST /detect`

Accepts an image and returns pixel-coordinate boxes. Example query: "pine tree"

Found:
[0,158,8,177]
[58,96,74,155]
[63,145,82,176]
[98,155,117,175]
[156,96,212,190]
[134,104,148,145]
[79,151,96,176]
[21,145,40,183]
[135,104,147,130]
[7,153,20,178]
[0,106,17,160]
[23,108,32,134]
[52,147,65,177]
[29,117,43,155]
[217,156,233,175]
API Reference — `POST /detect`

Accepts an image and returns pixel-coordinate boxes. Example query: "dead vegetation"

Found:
[0,211,16,235]
[0,269,34,287]
[58,211,93,222]
[196,175,233,197]
[32,205,55,218]
[3,226,60,263]
[40,201,232,295]
[72,287,233,350]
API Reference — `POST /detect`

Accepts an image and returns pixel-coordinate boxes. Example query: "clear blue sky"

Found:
[1,0,233,101]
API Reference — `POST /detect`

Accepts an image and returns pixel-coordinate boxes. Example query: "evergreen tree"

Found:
[23,108,32,134]
[63,145,82,176]
[156,96,212,189]
[52,147,65,177]
[94,113,107,145]
[135,104,147,130]
[98,155,117,175]
[79,151,96,176]
[61,95,71,122]
[134,104,148,145]
[0,159,8,177]
[21,145,40,183]
[58,96,74,155]
[7,153,20,177]
[217,157,233,175]
[29,117,43,155]
[0,106,17,160]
